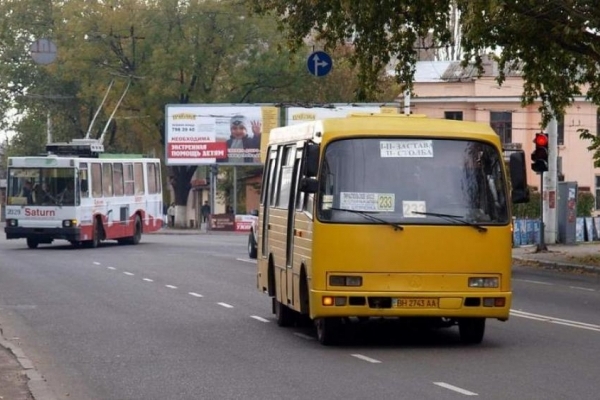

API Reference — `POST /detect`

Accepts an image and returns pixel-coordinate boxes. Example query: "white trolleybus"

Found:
[4,138,163,249]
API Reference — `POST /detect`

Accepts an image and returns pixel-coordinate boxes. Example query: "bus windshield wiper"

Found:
[330,207,404,231]
[411,211,488,233]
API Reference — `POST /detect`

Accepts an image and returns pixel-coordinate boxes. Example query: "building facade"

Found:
[410,60,600,210]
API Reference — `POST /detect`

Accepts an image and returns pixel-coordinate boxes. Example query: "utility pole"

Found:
[544,115,558,244]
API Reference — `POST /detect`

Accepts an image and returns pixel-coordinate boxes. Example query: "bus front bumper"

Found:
[5,226,82,242]
[309,290,512,320]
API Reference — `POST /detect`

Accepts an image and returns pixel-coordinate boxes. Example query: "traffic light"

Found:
[531,133,549,173]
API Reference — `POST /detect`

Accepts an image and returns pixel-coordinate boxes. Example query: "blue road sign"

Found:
[307,51,333,77]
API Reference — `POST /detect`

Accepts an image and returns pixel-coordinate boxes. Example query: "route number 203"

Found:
[402,201,426,217]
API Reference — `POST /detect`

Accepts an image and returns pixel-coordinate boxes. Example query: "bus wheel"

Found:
[458,318,486,344]
[315,317,341,346]
[26,238,39,249]
[131,216,142,245]
[274,298,294,327]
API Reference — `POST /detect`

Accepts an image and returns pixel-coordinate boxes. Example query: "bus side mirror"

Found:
[300,177,319,193]
[509,151,530,204]
[303,144,320,177]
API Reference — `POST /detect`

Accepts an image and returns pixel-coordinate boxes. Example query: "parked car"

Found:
[248,209,258,259]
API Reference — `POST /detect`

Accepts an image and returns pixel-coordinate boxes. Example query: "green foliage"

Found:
[251,1,600,127]
[577,191,595,217]
[217,166,262,214]
[512,186,540,219]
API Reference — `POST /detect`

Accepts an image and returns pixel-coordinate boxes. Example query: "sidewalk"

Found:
[147,226,247,235]
[512,242,600,273]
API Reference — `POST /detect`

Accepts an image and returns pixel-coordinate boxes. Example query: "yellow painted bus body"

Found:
[257,114,517,333]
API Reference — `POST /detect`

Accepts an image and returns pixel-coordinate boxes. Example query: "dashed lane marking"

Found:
[188,292,203,298]
[143,278,153,282]
[236,258,256,264]
[218,302,234,308]
[165,285,178,289]
[93,262,101,265]
[123,272,134,276]
[433,382,478,396]
[350,354,382,364]
[250,316,269,323]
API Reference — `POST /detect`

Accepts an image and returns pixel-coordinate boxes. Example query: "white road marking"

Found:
[236,258,256,264]
[218,302,234,308]
[293,332,314,341]
[123,272,134,276]
[107,267,116,270]
[250,315,269,323]
[350,354,382,364]
[188,292,203,298]
[514,279,553,286]
[569,286,595,292]
[143,278,154,282]
[93,262,101,265]
[511,309,600,332]
[434,382,478,396]
[165,285,178,289]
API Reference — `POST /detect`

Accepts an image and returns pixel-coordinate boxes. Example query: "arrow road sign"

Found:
[307,51,333,77]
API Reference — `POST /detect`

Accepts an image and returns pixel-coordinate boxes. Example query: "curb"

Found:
[147,230,247,236]
[0,333,57,400]
[512,256,600,273]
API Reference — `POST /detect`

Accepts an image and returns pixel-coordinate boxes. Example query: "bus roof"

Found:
[8,155,160,168]
[268,114,501,147]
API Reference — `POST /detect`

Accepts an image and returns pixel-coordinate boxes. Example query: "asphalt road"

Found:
[0,234,599,400]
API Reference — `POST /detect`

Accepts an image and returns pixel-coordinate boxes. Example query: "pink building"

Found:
[409,60,600,210]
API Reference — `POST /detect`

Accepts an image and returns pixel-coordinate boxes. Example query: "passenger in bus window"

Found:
[21,180,34,205]
[59,181,75,205]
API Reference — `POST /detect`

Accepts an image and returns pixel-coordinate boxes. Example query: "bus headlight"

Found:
[468,277,499,288]
[6,219,18,227]
[62,219,78,228]
[329,275,363,287]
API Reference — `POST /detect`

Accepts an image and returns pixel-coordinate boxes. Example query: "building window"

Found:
[490,111,512,143]
[557,115,564,145]
[444,111,463,120]
[596,176,600,209]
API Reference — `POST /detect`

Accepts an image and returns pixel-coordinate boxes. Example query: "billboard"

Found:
[165,104,279,166]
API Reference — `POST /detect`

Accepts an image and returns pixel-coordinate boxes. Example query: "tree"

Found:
[250,1,600,127]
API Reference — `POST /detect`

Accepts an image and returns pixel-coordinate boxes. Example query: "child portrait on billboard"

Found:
[219,115,262,164]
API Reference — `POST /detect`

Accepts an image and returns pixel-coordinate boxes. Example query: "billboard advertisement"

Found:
[165,104,279,166]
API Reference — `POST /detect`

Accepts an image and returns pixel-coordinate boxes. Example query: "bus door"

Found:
[260,148,278,258]
[284,146,303,306]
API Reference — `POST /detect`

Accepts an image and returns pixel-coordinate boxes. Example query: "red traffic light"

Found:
[534,133,548,147]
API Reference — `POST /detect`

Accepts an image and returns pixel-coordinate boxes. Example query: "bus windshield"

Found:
[7,167,78,206]
[317,137,509,225]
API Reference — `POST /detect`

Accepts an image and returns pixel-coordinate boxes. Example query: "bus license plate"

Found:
[393,298,439,308]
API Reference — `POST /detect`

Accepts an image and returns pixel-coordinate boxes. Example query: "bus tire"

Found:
[131,215,142,245]
[248,233,257,259]
[458,318,486,344]
[315,317,341,346]
[274,298,294,327]
[26,238,39,249]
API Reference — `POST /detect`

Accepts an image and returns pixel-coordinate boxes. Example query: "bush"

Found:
[577,191,595,217]
[512,186,540,219]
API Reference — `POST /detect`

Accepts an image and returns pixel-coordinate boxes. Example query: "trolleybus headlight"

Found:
[329,275,363,287]
[468,277,499,288]
[62,219,78,227]
[6,219,18,227]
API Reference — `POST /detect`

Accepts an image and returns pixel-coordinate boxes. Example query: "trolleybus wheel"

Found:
[458,318,486,344]
[315,317,341,346]
[26,238,39,249]
[131,216,142,245]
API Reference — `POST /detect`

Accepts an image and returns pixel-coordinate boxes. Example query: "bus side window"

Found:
[134,163,145,195]
[91,163,102,198]
[79,162,89,198]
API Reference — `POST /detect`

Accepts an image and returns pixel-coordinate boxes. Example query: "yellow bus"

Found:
[256,114,529,345]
